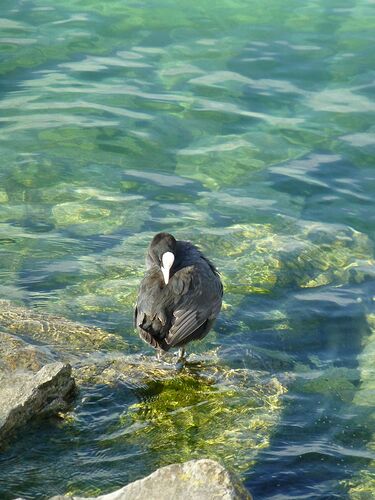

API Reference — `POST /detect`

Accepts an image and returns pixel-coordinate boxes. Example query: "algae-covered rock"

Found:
[52,195,150,236]
[9,156,65,189]
[347,470,375,500]
[199,187,304,223]
[0,203,27,223]
[0,301,285,491]
[125,367,285,472]
[0,300,127,351]
[175,131,309,190]
[176,134,263,190]
[0,331,53,373]
[354,314,375,409]
[0,224,40,286]
[53,221,372,328]
[33,183,114,204]
[172,221,373,298]
[0,222,85,292]
[75,352,286,473]
[0,190,8,203]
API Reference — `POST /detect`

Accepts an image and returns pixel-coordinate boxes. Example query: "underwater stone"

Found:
[176,222,373,295]
[0,301,285,485]
[0,362,75,448]
[50,220,372,329]
[52,196,150,236]
[175,130,309,190]
[0,300,127,351]
[49,459,252,500]
[46,232,155,325]
[345,313,375,498]
[9,157,64,189]
[52,201,116,235]
[74,352,286,473]
[0,331,53,372]
[176,134,263,190]
[0,190,8,203]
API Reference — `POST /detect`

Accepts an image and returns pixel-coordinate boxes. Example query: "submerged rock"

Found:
[171,221,373,296]
[0,300,127,351]
[0,330,53,372]
[0,362,75,447]
[0,300,286,479]
[50,459,251,500]
[45,219,373,332]
[176,134,264,191]
[74,351,286,473]
[51,195,150,237]
[0,189,8,203]
[44,232,153,324]
[175,131,308,191]
[344,313,375,498]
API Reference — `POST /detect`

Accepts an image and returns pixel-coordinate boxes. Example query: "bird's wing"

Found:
[165,264,222,348]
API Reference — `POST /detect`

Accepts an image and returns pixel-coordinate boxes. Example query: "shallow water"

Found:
[0,0,374,498]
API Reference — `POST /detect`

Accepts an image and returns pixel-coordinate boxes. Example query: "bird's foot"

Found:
[156,349,175,367]
[156,349,166,362]
[175,348,187,371]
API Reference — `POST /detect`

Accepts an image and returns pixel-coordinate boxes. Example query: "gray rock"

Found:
[49,459,251,500]
[0,362,75,447]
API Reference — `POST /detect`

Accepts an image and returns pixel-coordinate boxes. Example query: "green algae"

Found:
[125,373,284,471]
[52,201,117,236]
[172,222,372,299]
[85,353,287,473]
[0,331,51,373]
[0,224,40,287]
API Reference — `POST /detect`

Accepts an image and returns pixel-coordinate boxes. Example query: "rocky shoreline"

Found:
[0,300,262,499]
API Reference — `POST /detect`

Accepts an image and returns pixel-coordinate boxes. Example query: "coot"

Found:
[134,232,223,362]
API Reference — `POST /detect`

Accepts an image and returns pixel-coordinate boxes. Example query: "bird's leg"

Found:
[156,349,165,362]
[178,347,186,361]
[175,347,187,370]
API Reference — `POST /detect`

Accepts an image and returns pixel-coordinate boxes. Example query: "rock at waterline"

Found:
[49,459,252,500]
[0,362,75,447]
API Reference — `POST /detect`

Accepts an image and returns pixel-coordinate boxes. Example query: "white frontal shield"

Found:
[161,251,175,285]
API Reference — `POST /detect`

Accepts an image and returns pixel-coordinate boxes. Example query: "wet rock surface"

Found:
[49,459,252,500]
[0,300,285,490]
[0,300,127,351]
[0,298,287,500]
[0,362,75,447]
[0,330,53,372]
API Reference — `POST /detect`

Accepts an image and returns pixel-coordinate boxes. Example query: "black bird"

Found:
[134,232,223,363]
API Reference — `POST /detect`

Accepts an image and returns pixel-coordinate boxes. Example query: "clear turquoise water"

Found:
[0,0,375,498]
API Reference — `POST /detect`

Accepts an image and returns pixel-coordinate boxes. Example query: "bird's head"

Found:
[147,232,177,285]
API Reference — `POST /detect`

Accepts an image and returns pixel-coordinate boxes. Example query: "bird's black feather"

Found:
[135,233,222,352]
